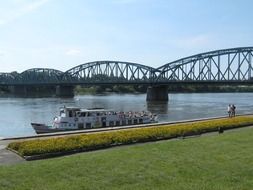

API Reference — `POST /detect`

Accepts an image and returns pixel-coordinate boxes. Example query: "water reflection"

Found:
[146,101,168,114]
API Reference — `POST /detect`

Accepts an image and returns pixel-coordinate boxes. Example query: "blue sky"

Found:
[0,0,252,72]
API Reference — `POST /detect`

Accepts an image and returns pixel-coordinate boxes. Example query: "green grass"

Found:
[1,127,253,190]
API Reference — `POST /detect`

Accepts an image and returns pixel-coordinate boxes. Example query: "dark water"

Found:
[0,93,253,138]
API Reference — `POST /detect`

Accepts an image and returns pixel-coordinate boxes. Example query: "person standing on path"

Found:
[231,104,236,117]
[227,104,232,117]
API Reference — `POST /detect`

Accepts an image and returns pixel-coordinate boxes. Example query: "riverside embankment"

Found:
[3,114,253,162]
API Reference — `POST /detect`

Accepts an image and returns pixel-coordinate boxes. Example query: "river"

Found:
[0,93,252,138]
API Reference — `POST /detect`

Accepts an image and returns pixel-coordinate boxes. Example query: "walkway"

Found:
[0,140,24,165]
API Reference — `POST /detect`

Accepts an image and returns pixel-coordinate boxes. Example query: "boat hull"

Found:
[31,120,157,134]
[31,123,76,134]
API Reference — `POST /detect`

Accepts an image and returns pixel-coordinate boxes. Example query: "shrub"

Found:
[8,116,253,157]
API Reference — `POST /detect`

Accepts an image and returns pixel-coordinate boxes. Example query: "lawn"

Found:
[1,127,253,190]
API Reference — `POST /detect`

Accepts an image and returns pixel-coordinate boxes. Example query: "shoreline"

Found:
[0,114,253,163]
[2,114,246,141]
[5,114,253,161]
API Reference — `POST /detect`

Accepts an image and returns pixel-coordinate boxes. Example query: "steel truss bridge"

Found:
[1,47,253,86]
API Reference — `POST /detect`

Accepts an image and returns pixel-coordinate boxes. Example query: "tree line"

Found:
[74,84,253,94]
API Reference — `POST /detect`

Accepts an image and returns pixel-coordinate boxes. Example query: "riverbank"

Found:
[1,123,253,189]
[6,115,253,160]
[1,115,233,141]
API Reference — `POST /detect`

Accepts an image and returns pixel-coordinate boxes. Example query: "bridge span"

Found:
[1,47,253,101]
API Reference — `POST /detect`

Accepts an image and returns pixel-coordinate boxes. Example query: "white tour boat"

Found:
[31,107,157,134]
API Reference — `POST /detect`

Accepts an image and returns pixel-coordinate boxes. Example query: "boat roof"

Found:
[61,107,112,112]
[61,107,80,110]
[79,108,112,112]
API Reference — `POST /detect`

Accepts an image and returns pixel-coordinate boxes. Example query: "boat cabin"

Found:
[59,107,112,118]
[60,107,80,118]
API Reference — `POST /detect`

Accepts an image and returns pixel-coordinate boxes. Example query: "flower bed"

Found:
[8,116,253,158]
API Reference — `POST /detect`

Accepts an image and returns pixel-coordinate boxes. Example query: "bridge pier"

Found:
[146,85,168,102]
[56,85,74,97]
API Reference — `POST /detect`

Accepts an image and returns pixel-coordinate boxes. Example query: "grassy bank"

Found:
[8,116,253,158]
[1,126,253,189]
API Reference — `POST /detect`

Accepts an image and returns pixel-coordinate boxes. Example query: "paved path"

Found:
[0,140,25,165]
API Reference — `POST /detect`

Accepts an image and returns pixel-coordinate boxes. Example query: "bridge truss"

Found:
[4,68,64,85]
[157,47,253,83]
[63,61,158,84]
[0,47,253,85]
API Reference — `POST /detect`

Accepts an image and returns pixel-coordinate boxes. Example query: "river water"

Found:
[0,93,252,138]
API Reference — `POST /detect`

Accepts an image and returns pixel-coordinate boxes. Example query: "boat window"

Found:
[109,121,114,126]
[128,120,132,125]
[116,121,120,126]
[139,119,143,124]
[60,110,65,116]
[80,112,86,117]
[78,123,84,129]
[86,123,91,129]
[134,119,138,124]
[102,119,106,127]
[60,112,66,117]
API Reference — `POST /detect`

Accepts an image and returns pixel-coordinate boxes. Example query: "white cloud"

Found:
[19,0,49,14]
[0,0,49,26]
[0,20,5,25]
[112,0,140,4]
[66,49,81,56]
[175,34,212,49]
[0,50,6,56]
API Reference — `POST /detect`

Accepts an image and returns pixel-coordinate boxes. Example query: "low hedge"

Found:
[8,116,253,157]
